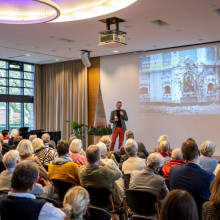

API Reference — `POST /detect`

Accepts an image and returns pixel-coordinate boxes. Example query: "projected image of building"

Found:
[139,46,220,114]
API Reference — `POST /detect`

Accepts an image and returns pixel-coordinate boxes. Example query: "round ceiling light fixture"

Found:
[0,0,61,24]
[0,0,137,24]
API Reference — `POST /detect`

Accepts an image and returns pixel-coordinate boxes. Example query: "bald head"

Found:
[41,133,50,142]
[171,148,183,160]
[86,145,100,164]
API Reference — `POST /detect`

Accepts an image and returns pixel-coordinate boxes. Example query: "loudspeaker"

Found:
[80,52,91,67]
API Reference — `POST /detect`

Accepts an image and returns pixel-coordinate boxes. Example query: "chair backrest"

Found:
[84,206,111,220]
[132,215,157,220]
[36,195,61,208]
[125,189,157,216]
[84,187,112,210]
[51,179,75,202]
[124,174,131,190]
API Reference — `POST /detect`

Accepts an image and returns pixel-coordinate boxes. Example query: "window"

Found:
[0,60,34,132]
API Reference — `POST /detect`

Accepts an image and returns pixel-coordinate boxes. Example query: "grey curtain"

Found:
[34,60,88,144]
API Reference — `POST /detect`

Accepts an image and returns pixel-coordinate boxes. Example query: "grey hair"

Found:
[96,142,107,158]
[29,134,37,142]
[3,150,20,169]
[70,139,82,153]
[125,138,138,157]
[171,148,183,160]
[16,139,34,157]
[146,153,164,170]
[11,129,19,138]
[32,138,45,152]
[200,141,216,157]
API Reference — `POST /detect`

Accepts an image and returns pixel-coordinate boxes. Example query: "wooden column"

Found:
[88,57,100,145]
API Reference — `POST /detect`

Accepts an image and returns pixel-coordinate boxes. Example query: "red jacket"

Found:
[162,159,185,178]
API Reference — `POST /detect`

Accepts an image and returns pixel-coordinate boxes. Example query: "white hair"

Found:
[171,148,183,160]
[11,129,19,138]
[200,141,216,157]
[146,153,164,170]
[16,139,34,157]
[69,139,82,153]
[96,142,107,158]
[29,134,37,142]
[159,140,170,153]
[125,138,138,157]
[3,150,20,169]
[32,138,45,151]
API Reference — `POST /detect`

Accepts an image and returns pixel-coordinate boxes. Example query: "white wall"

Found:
[100,52,220,156]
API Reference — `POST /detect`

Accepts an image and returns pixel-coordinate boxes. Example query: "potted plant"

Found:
[66,120,88,140]
[87,124,112,136]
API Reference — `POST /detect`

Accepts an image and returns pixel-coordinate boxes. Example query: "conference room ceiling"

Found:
[0,0,220,64]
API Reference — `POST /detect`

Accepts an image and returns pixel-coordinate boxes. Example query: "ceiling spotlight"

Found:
[113,50,119,53]
[25,54,31,56]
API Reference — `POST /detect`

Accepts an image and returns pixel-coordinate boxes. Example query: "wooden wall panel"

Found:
[88,57,100,145]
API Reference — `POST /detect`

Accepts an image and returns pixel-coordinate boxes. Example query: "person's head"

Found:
[70,139,82,154]
[209,170,220,206]
[125,131,134,140]
[186,138,196,143]
[160,140,170,153]
[158,134,168,144]
[171,148,183,160]
[3,150,20,169]
[16,139,34,157]
[99,136,111,147]
[11,160,39,193]
[200,140,216,157]
[11,129,19,138]
[160,190,199,220]
[68,136,78,146]
[32,138,45,152]
[181,140,199,162]
[2,130,9,137]
[96,142,107,158]
[0,133,3,142]
[86,145,100,164]
[146,153,164,172]
[13,136,23,148]
[29,134,37,142]
[41,133,50,143]
[64,186,89,218]
[116,101,122,110]
[57,140,69,157]
[125,138,138,157]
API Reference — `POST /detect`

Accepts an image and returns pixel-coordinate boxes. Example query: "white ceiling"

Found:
[0,0,220,64]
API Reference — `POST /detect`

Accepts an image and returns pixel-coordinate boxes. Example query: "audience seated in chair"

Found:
[63,186,89,220]
[69,139,87,167]
[157,140,171,163]
[199,140,218,173]
[162,148,185,178]
[1,132,10,156]
[48,140,80,185]
[32,138,57,166]
[2,130,10,144]
[69,136,86,156]
[16,139,48,180]
[99,135,118,166]
[202,170,220,220]
[122,139,146,175]
[154,134,172,157]
[0,160,65,220]
[79,145,124,209]
[169,139,215,218]
[129,153,169,205]
[160,189,199,220]
[41,133,55,149]
[0,150,44,195]
[8,129,19,147]
[117,131,149,163]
